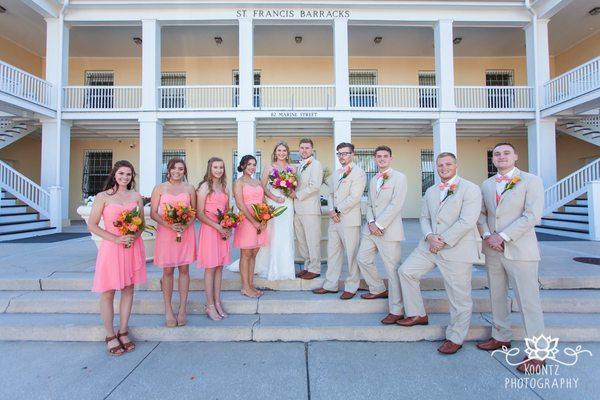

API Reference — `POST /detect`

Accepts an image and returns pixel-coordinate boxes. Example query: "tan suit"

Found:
[399,177,482,344]
[478,168,545,342]
[357,169,407,315]
[294,157,324,274]
[322,162,367,292]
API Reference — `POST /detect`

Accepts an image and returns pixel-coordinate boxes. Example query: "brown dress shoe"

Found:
[361,290,389,300]
[300,272,320,280]
[396,315,428,327]
[381,313,403,325]
[476,338,511,351]
[312,287,338,295]
[516,357,545,374]
[340,291,356,300]
[295,270,308,278]
[437,340,462,354]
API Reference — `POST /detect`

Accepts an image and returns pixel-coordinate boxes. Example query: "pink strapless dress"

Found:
[197,192,231,268]
[234,184,267,249]
[154,192,197,268]
[92,202,147,293]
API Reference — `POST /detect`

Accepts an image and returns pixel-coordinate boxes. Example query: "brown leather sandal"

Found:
[116,331,136,353]
[105,335,125,356]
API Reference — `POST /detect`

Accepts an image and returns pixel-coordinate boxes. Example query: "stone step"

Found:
[4,289,600,315]
[0,312,597,342]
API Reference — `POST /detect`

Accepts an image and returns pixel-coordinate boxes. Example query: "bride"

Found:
[254,142,297,281]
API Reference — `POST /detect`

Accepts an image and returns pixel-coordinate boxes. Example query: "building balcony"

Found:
[158,86,239,110]
[62,86,142,111]
[0,60,54,113]
[349,85,439,110]
[455,86,534,111]
[255,85,335,110]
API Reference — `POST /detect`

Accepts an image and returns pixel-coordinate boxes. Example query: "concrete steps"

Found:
[537,197,591,239]
[0,190,56,241]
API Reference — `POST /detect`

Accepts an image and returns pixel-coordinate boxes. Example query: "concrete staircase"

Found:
[537,197,590,239]
[1,268,600,342]
[0,117,38,150]
[0,189,56,241]
[557,116,600,146]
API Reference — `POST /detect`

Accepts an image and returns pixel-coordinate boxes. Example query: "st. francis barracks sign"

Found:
[236,9,350,19]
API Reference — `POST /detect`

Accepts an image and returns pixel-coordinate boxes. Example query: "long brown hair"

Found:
[271,141,290,163]
[102,160,136,194]
[166,157,188,182]
[198,157,227,195]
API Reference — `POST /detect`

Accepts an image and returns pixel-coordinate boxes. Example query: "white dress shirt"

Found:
[483,167,516,242]
[438,174,458,202]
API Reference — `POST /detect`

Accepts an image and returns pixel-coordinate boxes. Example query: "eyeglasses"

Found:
[336,152,352,157]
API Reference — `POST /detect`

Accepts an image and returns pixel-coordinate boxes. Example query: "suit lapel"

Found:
[438,177,460,213]
[497,168,521,208]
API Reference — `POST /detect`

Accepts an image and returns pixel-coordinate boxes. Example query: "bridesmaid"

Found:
[150,158,197,327]
[89,160,146,356]
[233,155,267,298]
[196,157,231,321]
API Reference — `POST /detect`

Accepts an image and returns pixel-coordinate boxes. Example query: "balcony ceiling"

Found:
[0,0,598,58]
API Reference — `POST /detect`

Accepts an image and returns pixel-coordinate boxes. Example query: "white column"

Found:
[45,17,69,107]
[138,117,163,196]
[41,119,71,226]
[142,19,161,111]
[433,117,457,157]
[236,116,256,175]
[587,181,600,241]
[527,118,557,186]
[525,19,551,100]
[434,20,455,110]
[238,18,254,110]
[333,18,350,110]
[333,115,352,168]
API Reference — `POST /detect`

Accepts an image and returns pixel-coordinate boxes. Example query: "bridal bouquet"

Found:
[268,167,298,197]
[162,202,196,242]
[216,207,244,240]
[113,206,155,248]
[251,203,287,233]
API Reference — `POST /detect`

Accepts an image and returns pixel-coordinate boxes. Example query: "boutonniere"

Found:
[338,164,352,181]
[441,183,458,202]
[300,158,312,172]
[376,171,390,191]
[501,176,521,195]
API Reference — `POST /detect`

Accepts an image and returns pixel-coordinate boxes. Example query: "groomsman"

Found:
[313,142,367,299]
[291,138,324,280]
[356,146,407,324]
[398,152,482,355]
[477,142,545,374]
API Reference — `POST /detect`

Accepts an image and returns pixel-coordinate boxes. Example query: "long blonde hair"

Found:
[271,141,290,163]
[198,157,227,195]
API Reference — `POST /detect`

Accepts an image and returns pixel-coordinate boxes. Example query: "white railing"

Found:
[0,160,50,218]
[349,85,439,109]
[544,56,600,108]
[544,158,600,215]
[63,86,142,110]
[455,86,533,110]
[158,86,238,110]
[581,116,600,129]
[256,85,334,109]
[0,60,53,109]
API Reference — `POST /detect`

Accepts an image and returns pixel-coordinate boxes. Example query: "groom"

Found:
[313,142,366,299]
[291,138,324,280]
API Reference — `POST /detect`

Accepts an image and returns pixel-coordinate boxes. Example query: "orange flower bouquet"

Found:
[217,207,244,240]
[113,206,155,248]
[163,202,197,242]
[250,203,287,233]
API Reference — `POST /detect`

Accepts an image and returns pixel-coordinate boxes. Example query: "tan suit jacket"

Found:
[294,157,323,215]
[327,162,367,228]
[478,168,544,261]
[419,177,483,263]
[363,169,407,241]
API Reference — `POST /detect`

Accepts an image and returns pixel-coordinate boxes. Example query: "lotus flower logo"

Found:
[492,334,592,367]
[524,335,560,361]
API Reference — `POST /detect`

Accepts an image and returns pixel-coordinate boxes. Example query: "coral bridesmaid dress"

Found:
[233,184,267,249]
[197,191,231,268]
[92,202,147,293]
[154,192,197,268]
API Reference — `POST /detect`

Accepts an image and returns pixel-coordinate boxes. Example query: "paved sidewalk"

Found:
[0,341,596,400]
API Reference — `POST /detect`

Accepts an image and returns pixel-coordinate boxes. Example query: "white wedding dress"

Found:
[254,185,296,281]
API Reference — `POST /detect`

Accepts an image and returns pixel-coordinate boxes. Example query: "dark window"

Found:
[421,149,435,195]
[82,150,113,198]
[486,70,514,108]
[85,71,114,109]
[354,148,377,195]
[487,150,498,178]
[233,71,261,107]
[161,72,186,109]
[349,70,377,107]
[418,71,437,108]
[162,150,186,182]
